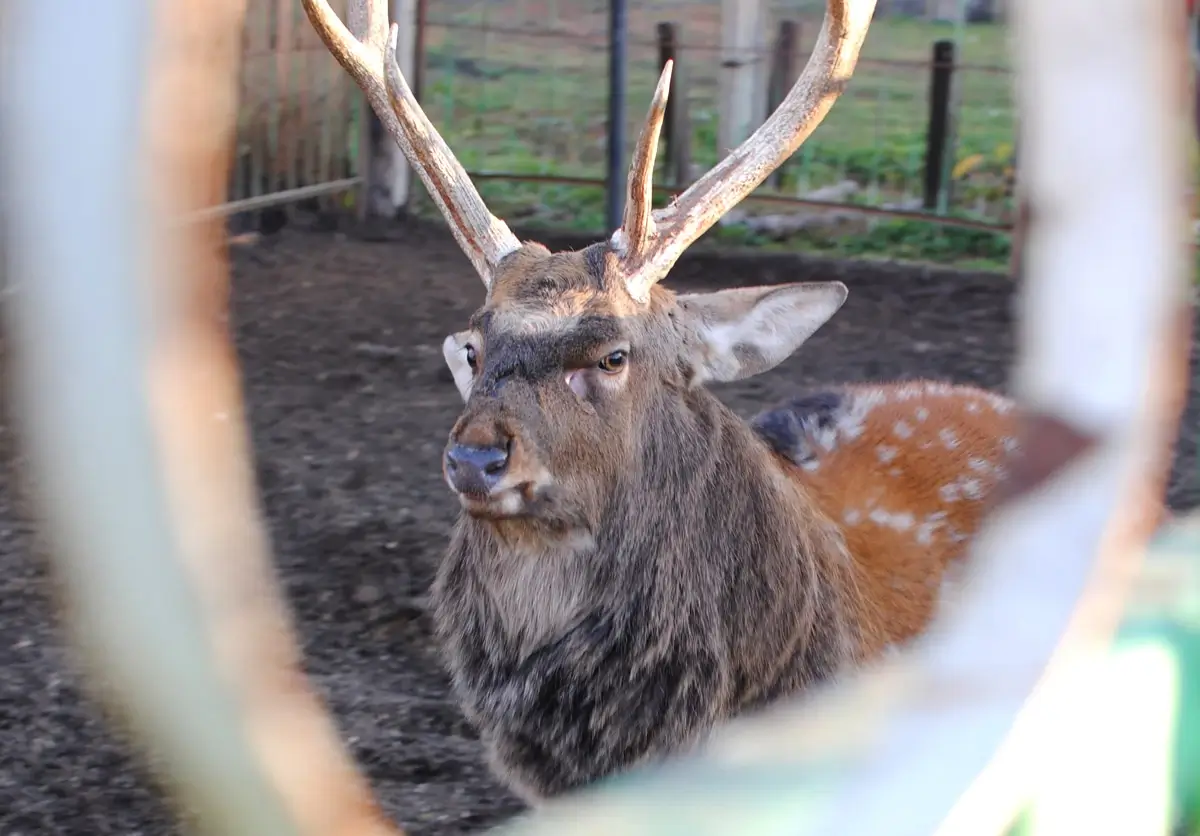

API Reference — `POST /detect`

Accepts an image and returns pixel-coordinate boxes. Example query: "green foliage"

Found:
[405,16,1023,271]
[839,218,1009,262]
[704,217,1010,271]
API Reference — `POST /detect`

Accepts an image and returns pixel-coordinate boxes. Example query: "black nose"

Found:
[444,442,510,497]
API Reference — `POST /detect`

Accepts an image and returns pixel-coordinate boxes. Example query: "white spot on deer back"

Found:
[813,426,838,452]
[893,420,913,439]
[915,510,947,545]
[844,508,862,525]
[939,428,959,450]
[876,445,898,463]
[940,475,989,504]
[983,392,1014,413]
[967,456,992,474]
[867,508,915,532]
[833,389,885,443]
[915,407,930,422]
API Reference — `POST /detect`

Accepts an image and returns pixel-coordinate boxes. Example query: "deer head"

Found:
[302,0,874,540]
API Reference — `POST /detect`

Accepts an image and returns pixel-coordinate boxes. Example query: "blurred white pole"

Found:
[800,0,1192,831]
[0,2,299,833]
[0,1,400,833]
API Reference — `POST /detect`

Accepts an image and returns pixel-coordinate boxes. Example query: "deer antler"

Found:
[301,0,521,287]
[614,0,877,301]
[618,60,674,266]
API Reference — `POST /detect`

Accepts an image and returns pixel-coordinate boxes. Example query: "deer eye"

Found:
[465,344,478,371]
[597,350,627,373]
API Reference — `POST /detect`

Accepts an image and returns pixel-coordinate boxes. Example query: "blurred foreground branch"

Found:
[1,1,399,833]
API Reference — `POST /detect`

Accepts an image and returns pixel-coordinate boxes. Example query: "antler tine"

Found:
[622,0,877,297]
[617,60,673,276]
[301,0,521,287]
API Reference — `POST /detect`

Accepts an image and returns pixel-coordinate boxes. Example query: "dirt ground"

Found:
[1,220,1197,835]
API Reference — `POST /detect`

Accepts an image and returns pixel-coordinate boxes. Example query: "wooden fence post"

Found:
[657,22,692,189]
[354,0,417,224]
[767,19,802,190]
[407,0,428,214]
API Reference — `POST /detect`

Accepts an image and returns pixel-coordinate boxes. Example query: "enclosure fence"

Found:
[223,0,362,217]
[224,0,1018,238]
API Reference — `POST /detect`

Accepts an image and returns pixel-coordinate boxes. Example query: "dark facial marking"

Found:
[557,316,625,368]
[473,337,558,395]
[469,314,627,395]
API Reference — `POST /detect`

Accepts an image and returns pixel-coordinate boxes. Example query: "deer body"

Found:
[423,245,1019,801]
[753,381,1018,657]
[300,0,1019,806]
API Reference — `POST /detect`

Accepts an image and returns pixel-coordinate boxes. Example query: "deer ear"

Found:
[678,282,848,385]
[442,331,476,402]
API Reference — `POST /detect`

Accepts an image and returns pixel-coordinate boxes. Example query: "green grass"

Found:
[403,11,1020,270]
[401,8,1197,277]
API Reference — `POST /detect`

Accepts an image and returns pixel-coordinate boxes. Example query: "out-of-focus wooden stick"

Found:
[1,1,402,833]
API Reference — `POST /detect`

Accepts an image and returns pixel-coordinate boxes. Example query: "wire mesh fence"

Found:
[414,0,1018,238]
[219,0,1018,243]
[215,0,1022,264]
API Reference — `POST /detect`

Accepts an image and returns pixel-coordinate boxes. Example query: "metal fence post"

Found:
[768,19,801,190]
[606,0,628,233]
[923,38,955,212]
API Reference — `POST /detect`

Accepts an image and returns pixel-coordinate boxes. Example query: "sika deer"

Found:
[303,0,1019,802]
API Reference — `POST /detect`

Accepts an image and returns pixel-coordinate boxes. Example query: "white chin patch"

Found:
[460,489,526,519]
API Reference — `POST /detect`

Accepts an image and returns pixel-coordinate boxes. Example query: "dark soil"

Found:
[1,220,1197,835]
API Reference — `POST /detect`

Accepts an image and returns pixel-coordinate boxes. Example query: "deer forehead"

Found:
[479,289,659,342]
[484,246,652,330]
[483,297,625,338]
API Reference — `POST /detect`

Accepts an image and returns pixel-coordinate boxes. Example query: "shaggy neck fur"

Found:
[431,384,863,801]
